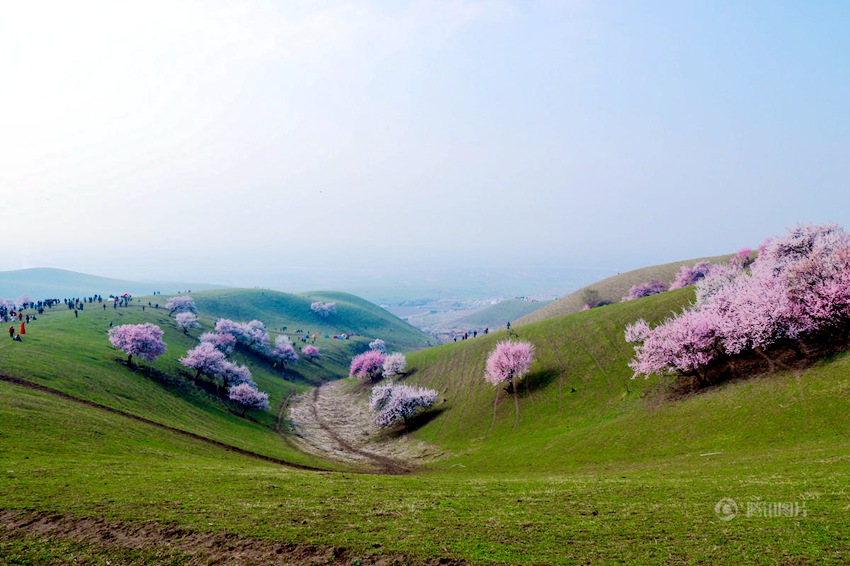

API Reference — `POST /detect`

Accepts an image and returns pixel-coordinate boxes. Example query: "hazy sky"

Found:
[2,1,848,291]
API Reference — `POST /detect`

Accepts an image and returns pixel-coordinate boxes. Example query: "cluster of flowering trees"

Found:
[484,339,535,392]
[627,224,850,385]
[180,342,254,386]
[349,339,407,381]
[622,280,668,302]
[108,323,167,364]
[215,318,271,353]
[106,301,270,416]
[310,301,337,318]
[180,325,269,414]
[369,382,437,426]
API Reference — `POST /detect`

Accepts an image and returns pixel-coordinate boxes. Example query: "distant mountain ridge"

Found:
[0,267,228,299]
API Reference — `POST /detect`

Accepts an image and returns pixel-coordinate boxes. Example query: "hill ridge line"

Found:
[0,374,330,473]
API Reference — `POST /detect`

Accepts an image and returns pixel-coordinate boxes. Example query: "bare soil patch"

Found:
[287,380,447,474]
[0,509,466,565]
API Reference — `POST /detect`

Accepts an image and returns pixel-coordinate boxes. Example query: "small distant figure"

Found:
[484,327,489,334]
[473,330,477,338]
[20,322,25,335]
[74,309,78,318]
[506,321,511,330]
[8,326,14,338]
[13,334,22,342]
[109,321,113,327]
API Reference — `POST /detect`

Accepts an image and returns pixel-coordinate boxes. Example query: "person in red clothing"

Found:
[20,322,26,335]
[8,326,14,338]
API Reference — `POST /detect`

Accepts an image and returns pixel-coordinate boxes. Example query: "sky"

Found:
[1,1,849,294]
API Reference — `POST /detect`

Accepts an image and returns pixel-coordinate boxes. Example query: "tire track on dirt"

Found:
[307,384,412,474]
[0,509,467,566]
[0,374,329,472]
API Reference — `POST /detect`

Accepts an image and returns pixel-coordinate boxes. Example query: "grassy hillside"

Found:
[191,288,434,354]
[3,283,850,563]
[514,253,734,326]
[0,267,226,298]
[403,288,850,472]
[0,297,339,470]
[447,298,553,330]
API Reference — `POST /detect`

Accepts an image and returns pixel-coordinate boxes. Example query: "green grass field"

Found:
[2,287,849,564]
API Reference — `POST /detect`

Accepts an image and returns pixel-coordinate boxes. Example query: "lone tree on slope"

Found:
[108,323,167,365]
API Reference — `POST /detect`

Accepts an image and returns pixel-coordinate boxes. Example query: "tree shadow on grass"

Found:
[647,330,850,404]
[382,407,448,439]
[518,368,559,396]
[392,368,418,382]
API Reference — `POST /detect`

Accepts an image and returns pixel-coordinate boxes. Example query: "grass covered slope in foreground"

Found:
[3,375,849,564]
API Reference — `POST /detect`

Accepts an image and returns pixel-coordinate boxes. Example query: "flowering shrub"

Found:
[369,383,437,426]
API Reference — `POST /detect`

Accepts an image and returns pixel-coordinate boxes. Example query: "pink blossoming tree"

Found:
[484,340,535,392]
[199,332,237,356]
[302,345,321,360]
[622,280,668,302]
[350,350,387,381]
[271,335,299,366]
[669,261,714,290]
[175,312,200,333]
[108,323,167,365]
[166,296,197,315]
[227,383,270,415]
[179,343,227,379]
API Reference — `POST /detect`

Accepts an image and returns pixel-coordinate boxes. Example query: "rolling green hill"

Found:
[513,253,735,326]
[447,298,553,330]
[191,288,434,353]
[2,279,849,564]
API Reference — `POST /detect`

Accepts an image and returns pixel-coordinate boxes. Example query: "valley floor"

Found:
[287,379,447,474]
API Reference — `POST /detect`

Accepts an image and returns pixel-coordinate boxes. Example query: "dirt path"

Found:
[0,509,466,565]
[287,380,446,474]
